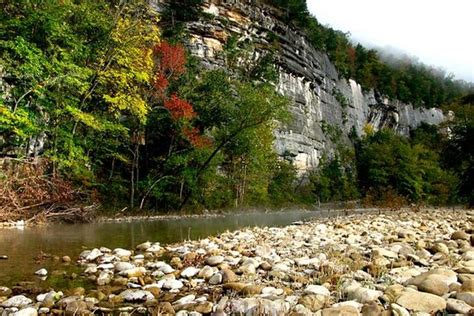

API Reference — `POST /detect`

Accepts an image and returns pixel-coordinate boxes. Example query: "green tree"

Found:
[356,129,455,204]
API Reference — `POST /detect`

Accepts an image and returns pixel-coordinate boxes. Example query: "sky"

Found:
[307,0,474,82]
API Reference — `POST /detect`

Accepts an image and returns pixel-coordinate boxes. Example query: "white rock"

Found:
[206,256,224,266]
[332,300,364,310]
[304,285,330,296]
[1,295,33,308]
[12,307,37,316]
[174,294,196,305]
[159,264,175,274]
[84,265,98,274]
[136,241,152,251]
[97,271,112,285]
[113,248,132,258]
[162,279,184,290]
[447,298,473,314]
[119,267,146,278]
[391,303,410,316]
[146,244,161,252]
[272,263,290,272]
[34,268,48,276]
[198,266,215,279]
[347,287,383,303]
[295,257,320,266]
[119,289,154,301]
[181,267,201,278]
[114,262,135,272]
[97,263,114,270]
[85,248,103,261]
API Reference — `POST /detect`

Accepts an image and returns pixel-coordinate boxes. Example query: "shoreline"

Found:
[0,209,473,315]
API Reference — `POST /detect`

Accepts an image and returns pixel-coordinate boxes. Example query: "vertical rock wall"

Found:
[172,0,445,173]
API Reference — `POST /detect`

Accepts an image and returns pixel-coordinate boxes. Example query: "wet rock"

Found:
[396,290,446,313]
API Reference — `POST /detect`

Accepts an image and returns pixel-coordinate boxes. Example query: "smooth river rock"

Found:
[396,290,446,313]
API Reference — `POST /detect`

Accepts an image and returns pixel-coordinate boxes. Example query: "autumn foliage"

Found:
[153,41,210,148]
[183,127,212,148]
[164,94,196,121]
[153,41,187,97]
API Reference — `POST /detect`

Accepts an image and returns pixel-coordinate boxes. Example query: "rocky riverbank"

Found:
[1,209,473,315]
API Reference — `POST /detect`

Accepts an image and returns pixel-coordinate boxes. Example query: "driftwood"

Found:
[0,157,97,223]
[26,204,98,224]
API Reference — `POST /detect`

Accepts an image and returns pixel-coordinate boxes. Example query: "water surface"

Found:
[0,210,323,287]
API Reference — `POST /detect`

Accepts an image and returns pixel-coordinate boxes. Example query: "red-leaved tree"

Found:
[153,41,187,98]
[164,94,196,121]
[152,41,211,149]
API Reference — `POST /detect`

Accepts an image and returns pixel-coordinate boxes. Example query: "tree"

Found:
[0,0,160,212]
[442,95,474,206]
[356,129,455,204]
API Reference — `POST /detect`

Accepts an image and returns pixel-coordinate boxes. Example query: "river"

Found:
[0,209,335,288]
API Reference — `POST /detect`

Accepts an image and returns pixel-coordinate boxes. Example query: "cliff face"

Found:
[178,0,445,172]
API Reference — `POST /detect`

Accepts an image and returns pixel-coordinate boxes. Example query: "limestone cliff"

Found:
[164,0,445,173]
